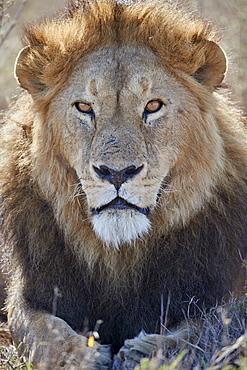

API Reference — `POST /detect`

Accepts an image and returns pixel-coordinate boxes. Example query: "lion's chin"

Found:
[92,209,151,249]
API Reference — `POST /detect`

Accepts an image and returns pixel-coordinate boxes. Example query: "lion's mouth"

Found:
[91,197,150,216]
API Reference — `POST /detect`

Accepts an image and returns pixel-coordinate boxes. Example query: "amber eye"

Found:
[145,100,163,113]
[74,102,93,114]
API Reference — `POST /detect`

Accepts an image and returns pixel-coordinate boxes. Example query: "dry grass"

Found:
[0,298,246,369]
[0,344,33,369]
[115,298,247,369]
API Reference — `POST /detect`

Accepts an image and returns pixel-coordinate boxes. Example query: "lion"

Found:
[1,0,247,368]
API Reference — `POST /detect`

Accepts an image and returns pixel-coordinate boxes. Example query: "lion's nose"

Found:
[93,164,144,190]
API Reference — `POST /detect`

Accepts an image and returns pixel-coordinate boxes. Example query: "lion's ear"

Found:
[192,40,227,89]
[15,45,46,95]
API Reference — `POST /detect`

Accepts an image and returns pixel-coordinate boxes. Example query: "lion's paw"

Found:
[32,333,111,369]
[61,335,111,369]
[113,329,190,369]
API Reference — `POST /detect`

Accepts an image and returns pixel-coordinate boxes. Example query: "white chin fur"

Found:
[92,209,151,249]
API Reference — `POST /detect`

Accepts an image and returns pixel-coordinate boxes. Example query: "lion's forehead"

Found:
[70,46,175,103]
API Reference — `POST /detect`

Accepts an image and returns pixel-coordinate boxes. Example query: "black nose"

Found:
[93,164,144,190]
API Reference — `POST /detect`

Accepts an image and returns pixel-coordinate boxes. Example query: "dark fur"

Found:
[2,147,247,352]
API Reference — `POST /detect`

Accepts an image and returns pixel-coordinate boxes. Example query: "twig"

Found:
[6,361,15,370]
[0,0,28,48]
[164,292,171,329]
[0,0,5,31]
[160,293,164,335]
[52,286,62,316]
[160,292,171,335]
[160,323,205,352]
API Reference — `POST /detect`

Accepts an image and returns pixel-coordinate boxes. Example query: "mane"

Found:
[19,0,217,100]
[1,0,247,286]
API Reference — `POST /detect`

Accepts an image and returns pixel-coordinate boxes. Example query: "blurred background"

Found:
[0,0,246,112]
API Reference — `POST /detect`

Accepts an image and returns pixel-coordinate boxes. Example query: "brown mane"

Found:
[16,0,219,99]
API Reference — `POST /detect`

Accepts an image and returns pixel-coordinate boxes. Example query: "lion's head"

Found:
[14,0,228,249]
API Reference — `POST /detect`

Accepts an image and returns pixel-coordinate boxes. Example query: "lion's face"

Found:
[46,46,222,248]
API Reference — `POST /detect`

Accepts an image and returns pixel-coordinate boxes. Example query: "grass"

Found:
[0,344,33,370]
[0,298,246,369]
[136,333,247,370]
[117,298,247,369]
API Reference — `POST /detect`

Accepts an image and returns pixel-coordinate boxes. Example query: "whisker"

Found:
[80,216,92,223]
[159,183,180,193]
[70,178,83,187]
[73,192,85,198]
